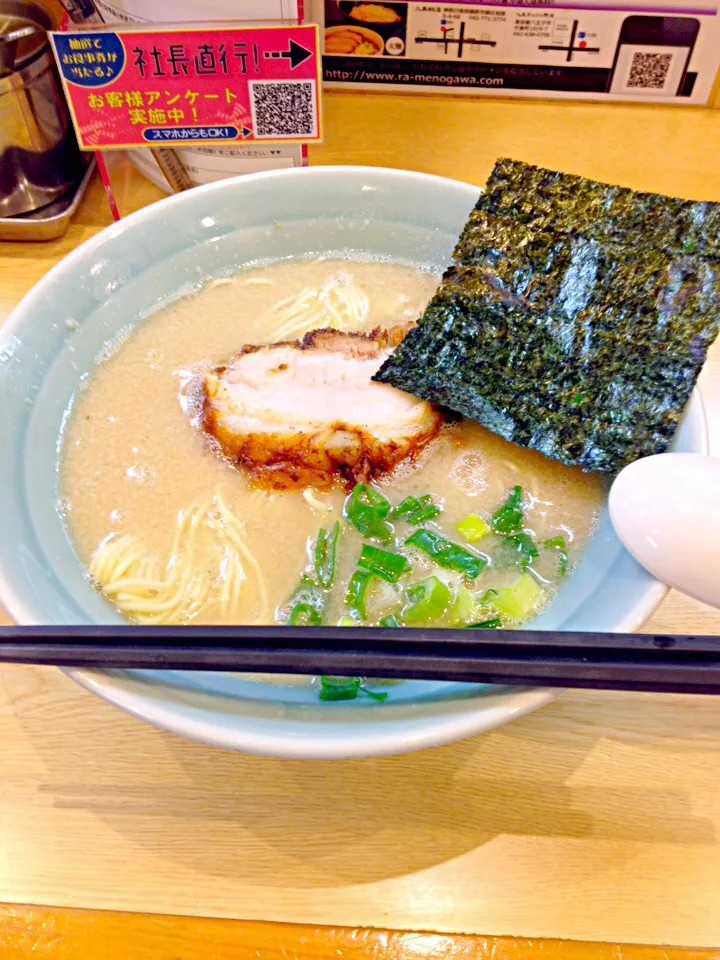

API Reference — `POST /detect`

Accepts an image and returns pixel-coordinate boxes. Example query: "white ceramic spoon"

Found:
[609,452,720,609]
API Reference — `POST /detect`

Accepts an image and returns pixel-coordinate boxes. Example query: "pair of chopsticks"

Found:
[3,626,720,694]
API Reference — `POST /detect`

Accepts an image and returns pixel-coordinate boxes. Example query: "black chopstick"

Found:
[3,625,720,694]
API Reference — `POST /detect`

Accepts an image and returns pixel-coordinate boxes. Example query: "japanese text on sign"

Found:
[50,25,322,149]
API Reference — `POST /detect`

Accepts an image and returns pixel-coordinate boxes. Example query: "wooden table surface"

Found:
[2,92,720,955]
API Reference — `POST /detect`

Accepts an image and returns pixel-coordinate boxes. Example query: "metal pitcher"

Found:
[0,0,86,218]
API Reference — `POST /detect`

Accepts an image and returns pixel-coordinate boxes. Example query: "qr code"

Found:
[249,80,318,139]
[627,52,673,89]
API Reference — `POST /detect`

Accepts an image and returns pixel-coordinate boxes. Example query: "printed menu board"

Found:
[312,0,720,103]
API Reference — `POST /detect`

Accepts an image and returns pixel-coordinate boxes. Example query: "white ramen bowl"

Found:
[0,166,707,759]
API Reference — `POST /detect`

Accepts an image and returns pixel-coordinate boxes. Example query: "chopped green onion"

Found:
[455,513,491,542]
[379,613,401,628]
[544,535,569,576]
[478,588,500,605]
[337,615,356,626]
[405,528,486,579]
[282,573,325,623]
[314,521,339,588]
[319,676,361,701]
[491,572,543,621]
[357,544,411,583]
[402,576,451,623]
[318,676,389,702]
[544,535,567,548]
[467,617,502,629]
[288,602,321,626]
[448,584,476,626]
[491,485,524,534]
[390,494,442,525]
[506,532,539,568]
[343,484,393,541]
[345,569,373,619]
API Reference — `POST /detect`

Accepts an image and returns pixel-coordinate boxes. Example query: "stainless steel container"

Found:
[0,0,85,218]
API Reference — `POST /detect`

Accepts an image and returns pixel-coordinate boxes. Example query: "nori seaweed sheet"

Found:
[453,214,720,348]
[373,159,720,473]
[480,158,720,257]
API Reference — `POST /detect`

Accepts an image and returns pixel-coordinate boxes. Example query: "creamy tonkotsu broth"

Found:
[62,258,605,630]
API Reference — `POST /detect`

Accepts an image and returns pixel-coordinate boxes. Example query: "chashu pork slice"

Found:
[201,327,444,490]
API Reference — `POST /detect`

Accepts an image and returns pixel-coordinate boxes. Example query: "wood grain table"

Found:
[2,92,720,955]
